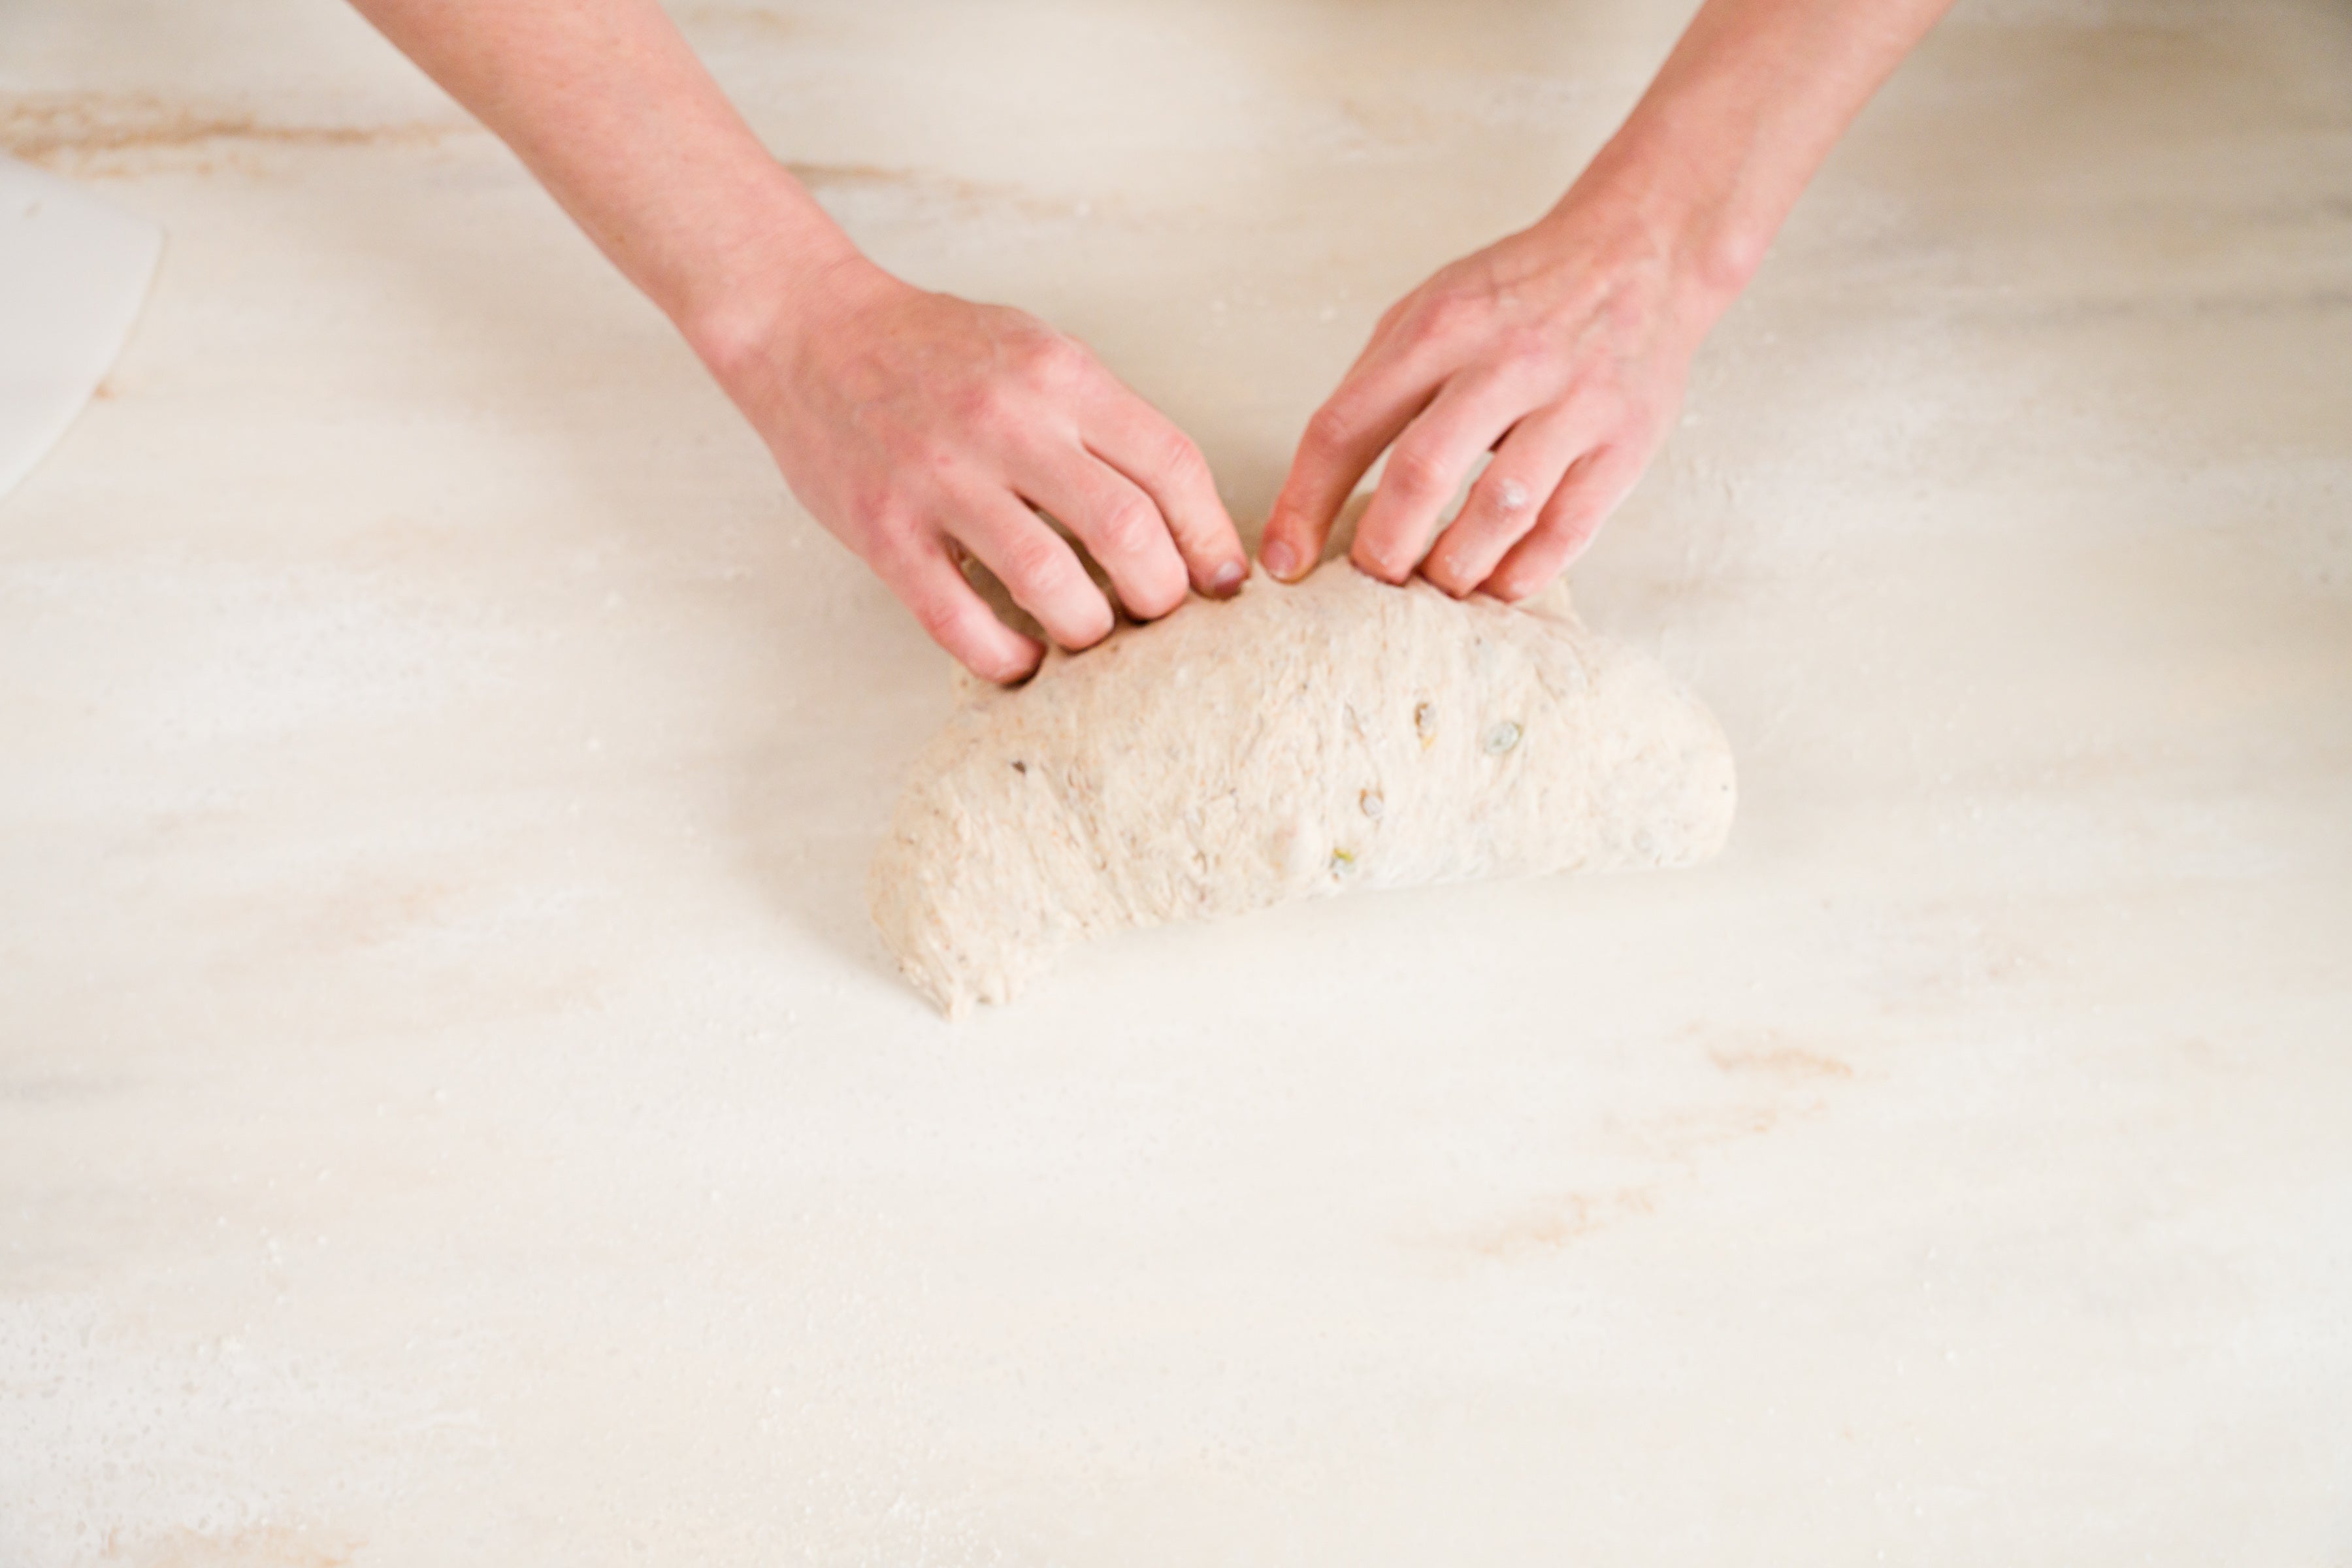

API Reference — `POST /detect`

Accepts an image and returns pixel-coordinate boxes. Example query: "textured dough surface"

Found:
[870,568,1736,1016]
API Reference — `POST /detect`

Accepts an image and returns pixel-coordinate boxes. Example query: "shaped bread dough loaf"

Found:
[870,567,1735,1016]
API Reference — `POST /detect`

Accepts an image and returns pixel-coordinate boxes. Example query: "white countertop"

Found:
[4,1,2349,1562]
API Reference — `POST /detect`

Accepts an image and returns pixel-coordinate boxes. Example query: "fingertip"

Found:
[1063,595,1117,650]
[1420,559,1473,599]
[1485,536,1576,604]
[1484,572,1534,604]
[1348,533,1413,587]
[1003,640,1047,683]
[1414,530,1462,595]
[1184,517,1252,597]
[1120,543,1192,623]
[1122,581,1185,624]
[896,544,1044,685]
[987,619,1048,680]
[1259,532,1304,583]
[964,632,1043,685]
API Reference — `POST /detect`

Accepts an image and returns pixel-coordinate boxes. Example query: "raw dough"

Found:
[869,567,1735,1016]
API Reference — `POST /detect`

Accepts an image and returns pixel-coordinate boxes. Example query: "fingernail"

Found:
[1209,558,1246,596]
[1261,538,1298,580]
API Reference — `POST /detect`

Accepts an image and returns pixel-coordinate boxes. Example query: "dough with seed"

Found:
[869,567,1735,1016]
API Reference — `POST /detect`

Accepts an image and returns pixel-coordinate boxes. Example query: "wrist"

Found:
[1545,122,1764,331]
[1561,80,1797,329]
[670,168,877,398]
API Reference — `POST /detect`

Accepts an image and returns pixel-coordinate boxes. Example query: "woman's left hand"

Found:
[1258,187,1733,601]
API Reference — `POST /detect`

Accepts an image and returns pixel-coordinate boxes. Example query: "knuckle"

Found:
[908,583,971,643]
[978,378,1034,434]
[1416,287,1482,338]
[951,377,1018,436]
[1154,427,1211,487]
[842,483,900,537]
[1597,287,1650,342]
[1303,402,1362,459]
[1019,333,1090,391]
[1542,510,1599,558]
[1546,460,1624,531]
[1004,528,1074,595]
[1557,507,1607,551]
[1090,499,1161,559]
[1476,472,1537,523]
[1553,473,1607,523]
[1383,443,1451,500]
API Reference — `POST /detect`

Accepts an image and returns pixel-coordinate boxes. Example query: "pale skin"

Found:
[350,0,1954,680]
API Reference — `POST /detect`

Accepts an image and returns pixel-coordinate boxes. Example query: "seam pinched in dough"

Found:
[869,567,1736,1016]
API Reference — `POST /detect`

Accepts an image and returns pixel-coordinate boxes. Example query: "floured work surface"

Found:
[870,567,1736,1015]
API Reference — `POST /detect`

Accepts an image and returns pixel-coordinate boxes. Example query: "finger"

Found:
[1484,446,1644,602]
[949,487,1119,651]
[1260,338,1448,583]
[1013,446,1190,623]
[1083,391,1248,598]
[1420,400,1595,597]
[877,535,1045,684]
[1348,369,1533,585]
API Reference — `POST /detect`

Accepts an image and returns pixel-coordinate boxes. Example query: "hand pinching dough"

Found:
[869,567,1735,1016]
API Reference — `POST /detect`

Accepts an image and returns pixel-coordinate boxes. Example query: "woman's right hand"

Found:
[702,255,1248,683]
[342,0,1242,683]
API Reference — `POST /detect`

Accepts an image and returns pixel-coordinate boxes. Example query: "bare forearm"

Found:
[1586,0,1957,302]
[346,0,854,360]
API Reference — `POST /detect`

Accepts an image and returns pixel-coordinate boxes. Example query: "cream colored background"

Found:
[3,1,2349,1563]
